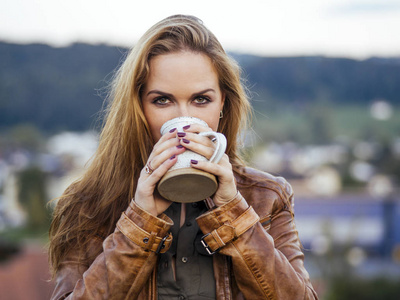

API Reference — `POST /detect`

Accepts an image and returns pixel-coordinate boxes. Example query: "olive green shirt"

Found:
[157,201,216,300]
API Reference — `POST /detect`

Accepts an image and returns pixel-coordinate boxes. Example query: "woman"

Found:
[49,15,318,299]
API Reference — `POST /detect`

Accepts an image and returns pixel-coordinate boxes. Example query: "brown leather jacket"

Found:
[51,167,318,299]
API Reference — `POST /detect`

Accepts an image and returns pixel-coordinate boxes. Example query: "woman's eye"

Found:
[154,97,170,105]
[194,96,210,104]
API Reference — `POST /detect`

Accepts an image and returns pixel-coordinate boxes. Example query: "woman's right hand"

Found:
[134,129,185,216]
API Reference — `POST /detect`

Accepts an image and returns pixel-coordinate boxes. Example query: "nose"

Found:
[176,103,190,117]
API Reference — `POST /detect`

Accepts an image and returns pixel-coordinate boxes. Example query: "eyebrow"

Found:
[146,88,216,98]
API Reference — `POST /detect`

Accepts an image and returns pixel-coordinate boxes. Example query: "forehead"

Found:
[146,51,219,86]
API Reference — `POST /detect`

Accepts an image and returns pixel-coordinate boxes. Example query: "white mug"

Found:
[157,116,227,203]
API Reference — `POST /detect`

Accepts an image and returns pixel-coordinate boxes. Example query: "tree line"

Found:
[0,41,399,133]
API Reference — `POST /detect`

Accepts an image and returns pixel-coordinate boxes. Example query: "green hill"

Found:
[0,41,399,133]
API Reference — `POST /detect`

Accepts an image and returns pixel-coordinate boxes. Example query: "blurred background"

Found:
[0,1,399,299]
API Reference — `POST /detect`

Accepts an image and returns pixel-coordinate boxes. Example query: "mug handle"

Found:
[198,132,227,164]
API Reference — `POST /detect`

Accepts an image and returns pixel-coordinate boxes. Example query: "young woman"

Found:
[49,15,318,299]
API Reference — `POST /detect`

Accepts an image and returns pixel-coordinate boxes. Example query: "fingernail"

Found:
[182,138,190,144]
[191,159,198,164]
[183,125,190,130]
[177,132,186,137]
[176,145,184,149]
[170,154,176,160]
[169,128,176,133]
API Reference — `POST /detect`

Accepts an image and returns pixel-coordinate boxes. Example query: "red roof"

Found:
[0,244,55,300]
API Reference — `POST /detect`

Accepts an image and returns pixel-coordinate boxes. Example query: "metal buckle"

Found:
[200,233,218,255]
[155,234,169,254]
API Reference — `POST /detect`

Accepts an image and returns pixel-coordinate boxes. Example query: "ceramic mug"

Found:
[157,116,227,203]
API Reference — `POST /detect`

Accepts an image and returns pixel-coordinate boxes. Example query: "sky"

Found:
[1,0,400,59]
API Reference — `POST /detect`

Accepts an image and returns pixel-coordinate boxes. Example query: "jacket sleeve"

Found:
[51,200,173,300]
[196,190,318,300]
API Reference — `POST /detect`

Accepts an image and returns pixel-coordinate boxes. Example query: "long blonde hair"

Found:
[49,15,251,275]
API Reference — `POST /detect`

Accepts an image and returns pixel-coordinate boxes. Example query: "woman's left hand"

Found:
[181,124,237,207]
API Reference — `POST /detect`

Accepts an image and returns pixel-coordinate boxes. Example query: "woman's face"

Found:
[141,51,225,142]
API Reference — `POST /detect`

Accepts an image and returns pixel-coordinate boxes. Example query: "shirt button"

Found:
[192,202,198,208]
[181,257,188,263]
[186,222,192,227]
[179,295,185,300]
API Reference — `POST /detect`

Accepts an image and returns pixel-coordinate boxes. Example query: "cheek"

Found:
[149,121,163,142]
[144,111,164,142]
[209,120,220,131]
[202,113,221,131]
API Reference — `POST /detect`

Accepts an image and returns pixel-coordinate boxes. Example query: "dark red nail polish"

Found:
[183,125,190,130]
[183,139,190,144]
[176,145,184,149]
[169,128,176,133]
[191,159,198,164]
[170,154,176,160]
[177,132,186,137]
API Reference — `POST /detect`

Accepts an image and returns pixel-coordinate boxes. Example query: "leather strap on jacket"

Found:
[201,206,260,254]
[117,212,173,254]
